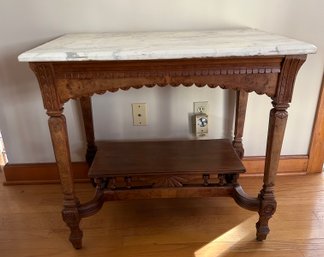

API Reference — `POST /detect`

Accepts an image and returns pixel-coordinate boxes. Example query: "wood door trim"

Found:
[307,73,324,173]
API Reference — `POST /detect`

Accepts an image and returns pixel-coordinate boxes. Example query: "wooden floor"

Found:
[1,170,324,257]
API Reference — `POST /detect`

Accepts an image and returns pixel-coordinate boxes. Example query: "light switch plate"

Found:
[132,103,147,126]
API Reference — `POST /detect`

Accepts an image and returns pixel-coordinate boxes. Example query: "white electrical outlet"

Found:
[194,101,208,114]
[132,103,147,126]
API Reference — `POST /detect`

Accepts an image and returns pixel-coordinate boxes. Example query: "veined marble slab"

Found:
[18,28,317,62]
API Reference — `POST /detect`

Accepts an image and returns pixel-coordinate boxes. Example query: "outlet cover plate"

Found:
[132,103,147,126]
[194,101,208,114]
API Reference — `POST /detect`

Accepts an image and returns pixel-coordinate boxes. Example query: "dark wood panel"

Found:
[89,139,245,177]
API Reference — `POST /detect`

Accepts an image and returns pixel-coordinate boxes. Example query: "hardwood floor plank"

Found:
[1,170,324,257]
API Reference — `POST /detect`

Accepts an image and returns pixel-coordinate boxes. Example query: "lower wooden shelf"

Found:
[89,139,245,176]
[88,139,246,189]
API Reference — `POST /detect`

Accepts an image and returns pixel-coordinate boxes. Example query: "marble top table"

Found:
[18,28,316,62]
[18,28,316,249]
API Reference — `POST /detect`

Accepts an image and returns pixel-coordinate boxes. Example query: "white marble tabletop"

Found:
[18,28,317,62]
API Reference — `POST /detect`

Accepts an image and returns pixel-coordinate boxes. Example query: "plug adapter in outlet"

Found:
[193,101,208,137]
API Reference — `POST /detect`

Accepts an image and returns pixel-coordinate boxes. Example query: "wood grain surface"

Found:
[1,171,324,257]
[89,139,245,177]
[28,54,308,248]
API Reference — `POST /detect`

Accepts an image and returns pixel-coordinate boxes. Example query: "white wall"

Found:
[0,0,323,163]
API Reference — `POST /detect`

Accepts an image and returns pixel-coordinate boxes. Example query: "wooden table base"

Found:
[70,181,261,249]
[61,139,266,249]
[27,54,307,249]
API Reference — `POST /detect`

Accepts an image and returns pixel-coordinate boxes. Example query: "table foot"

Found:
[256,221,270,241]
[62,208,83,249]
[255,185,276,241]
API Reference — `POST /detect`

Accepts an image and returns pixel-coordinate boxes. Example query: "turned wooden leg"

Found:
[255,55,307,240]
[80,96,97,166]
[48,113,83,249]
[233,90,248,159]
[256,103,288,241]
